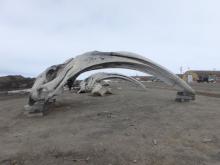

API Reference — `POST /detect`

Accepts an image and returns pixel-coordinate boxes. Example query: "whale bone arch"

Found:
[25,51,195,113]
[78,72,146,93]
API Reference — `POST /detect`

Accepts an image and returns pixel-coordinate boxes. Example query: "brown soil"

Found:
[0,82,220,165]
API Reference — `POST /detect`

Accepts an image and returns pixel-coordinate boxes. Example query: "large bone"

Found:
[25,51,195,113]
[78,72,146,93]
[91,83,112,96]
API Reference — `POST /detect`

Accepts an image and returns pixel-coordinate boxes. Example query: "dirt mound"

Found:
[0,75,35,91]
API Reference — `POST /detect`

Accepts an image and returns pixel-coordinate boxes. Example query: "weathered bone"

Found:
[25,51,195,113]
[78,72,146,93]
[91,83,112,96]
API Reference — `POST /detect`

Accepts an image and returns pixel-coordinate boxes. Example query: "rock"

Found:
[153,139,157,145]
[202,138,212,143]
[24,101,46,116]
[24,111,44,117]
[124,132,130,136]
[97,111,112,118]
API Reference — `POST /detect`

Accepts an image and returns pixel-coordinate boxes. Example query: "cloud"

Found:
[0,0,220,77]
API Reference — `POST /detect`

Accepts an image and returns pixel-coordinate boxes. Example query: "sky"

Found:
[0,0,220,78]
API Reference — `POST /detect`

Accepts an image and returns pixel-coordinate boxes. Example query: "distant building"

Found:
[183,70,220,83]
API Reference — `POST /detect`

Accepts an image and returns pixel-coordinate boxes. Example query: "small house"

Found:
[183,70,220,83]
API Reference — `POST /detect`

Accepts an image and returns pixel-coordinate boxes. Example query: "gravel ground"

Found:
[0,82,220,165]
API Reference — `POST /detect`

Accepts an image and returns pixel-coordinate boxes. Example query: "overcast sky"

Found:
[0,0,220,78]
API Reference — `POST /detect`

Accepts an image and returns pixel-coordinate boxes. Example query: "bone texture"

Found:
[78,72,146,93]
[25,51,195,113]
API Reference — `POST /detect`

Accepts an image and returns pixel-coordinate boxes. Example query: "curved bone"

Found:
[78,72,146,93]
[26,51,195,113]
